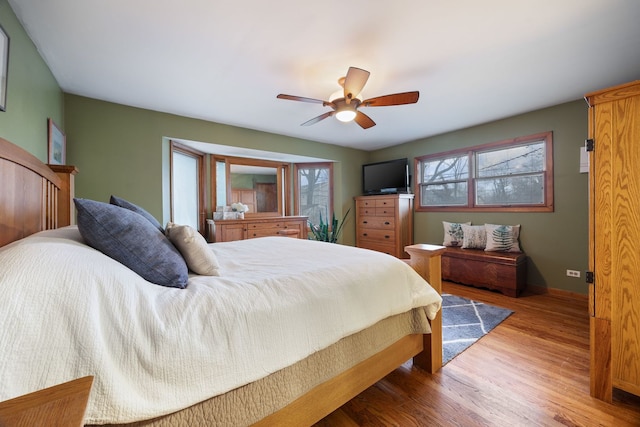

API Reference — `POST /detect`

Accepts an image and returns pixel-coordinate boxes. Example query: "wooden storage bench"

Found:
[441,247,527,297]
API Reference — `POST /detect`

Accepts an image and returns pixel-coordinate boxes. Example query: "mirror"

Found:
[230,164,278,214]
[214,156,288,217]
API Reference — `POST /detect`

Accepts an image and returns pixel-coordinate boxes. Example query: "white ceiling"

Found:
[9,0,640,151]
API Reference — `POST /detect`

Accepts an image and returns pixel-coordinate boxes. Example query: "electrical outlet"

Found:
[566,269,581,278]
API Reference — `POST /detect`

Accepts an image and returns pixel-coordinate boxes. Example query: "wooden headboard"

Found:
[0,137,76,247]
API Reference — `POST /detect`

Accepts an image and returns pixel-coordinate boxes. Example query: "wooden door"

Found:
[231,189,257,213]
[256,183,277,212]
[609,93,640,397]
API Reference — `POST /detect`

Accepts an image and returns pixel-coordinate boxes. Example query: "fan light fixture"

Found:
[276,66,420,130]
[335,106,357,122]
[329,85,361,123]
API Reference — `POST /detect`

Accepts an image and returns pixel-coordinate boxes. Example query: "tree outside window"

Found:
[295,163,333,226]
[416,131,553,212]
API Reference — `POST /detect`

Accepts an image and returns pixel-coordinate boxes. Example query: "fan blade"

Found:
[343,67,370,103]
[277,94,327,104]
[301,111,334,126]
[354,111,376,129]
[362,91,419,107]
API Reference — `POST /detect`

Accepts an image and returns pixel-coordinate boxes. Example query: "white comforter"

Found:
[0,227,441,424]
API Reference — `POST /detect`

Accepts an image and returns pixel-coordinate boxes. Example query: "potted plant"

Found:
[308,209,350,243]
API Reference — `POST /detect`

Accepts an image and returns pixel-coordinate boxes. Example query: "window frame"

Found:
[169,141,205,231]
[415,131,554,213]
[293,162,334,225]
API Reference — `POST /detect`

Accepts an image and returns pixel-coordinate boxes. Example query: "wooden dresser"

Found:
[207,216,307,243]
[586,80,640,402]
[354,194,414,259]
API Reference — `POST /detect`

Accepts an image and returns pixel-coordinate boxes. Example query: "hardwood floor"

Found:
[315,282,640,426]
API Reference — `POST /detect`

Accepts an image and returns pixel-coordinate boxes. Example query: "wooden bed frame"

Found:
[0,136,444,426]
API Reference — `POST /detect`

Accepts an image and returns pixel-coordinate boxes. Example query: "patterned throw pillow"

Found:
[442,221,471,247]
[461,224,487,249]
[485,223,522,252]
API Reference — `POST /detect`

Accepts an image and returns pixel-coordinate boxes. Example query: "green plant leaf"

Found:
[308,208,351,243]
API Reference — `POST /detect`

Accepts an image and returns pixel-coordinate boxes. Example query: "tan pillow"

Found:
[461,224,487,249]
[165,222,221,276]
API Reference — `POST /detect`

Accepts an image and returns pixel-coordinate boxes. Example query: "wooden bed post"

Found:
[405,243,446,373]
[48,165,79,226]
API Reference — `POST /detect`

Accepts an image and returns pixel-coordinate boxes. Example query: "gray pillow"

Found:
[110,195,163,232]
[75,198,188,288]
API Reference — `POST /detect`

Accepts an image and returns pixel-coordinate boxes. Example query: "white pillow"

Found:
[165,222,221,276]
[484,224,522,252]
[442,221,471,247]
[461,224,487,249]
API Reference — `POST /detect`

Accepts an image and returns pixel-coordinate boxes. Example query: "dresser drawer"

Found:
[358,216,395,230]
[357,198,396,209]
[247,222,283,230]
[374,198,395,208]
[248,229,281,238]
[358,228,395,242]
[357,240,396,256]
[357,206,396,216]
[247,221,304,238]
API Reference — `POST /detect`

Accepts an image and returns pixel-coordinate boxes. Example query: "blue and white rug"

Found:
[442,293,513,365]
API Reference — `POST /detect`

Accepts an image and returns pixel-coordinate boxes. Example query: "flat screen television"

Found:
[362,158,410,195]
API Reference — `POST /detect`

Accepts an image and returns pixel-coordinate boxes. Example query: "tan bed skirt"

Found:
[91,307,430,427]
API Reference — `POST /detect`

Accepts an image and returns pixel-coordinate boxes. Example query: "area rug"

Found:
[442,293,513,365]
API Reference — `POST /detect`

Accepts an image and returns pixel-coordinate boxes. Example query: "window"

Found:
[416,131,553,212]
[294,163,333,226]
[170,142,205,230]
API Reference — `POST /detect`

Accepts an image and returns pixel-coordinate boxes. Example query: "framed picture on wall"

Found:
[48,118,66,165]
[0,23,9,112]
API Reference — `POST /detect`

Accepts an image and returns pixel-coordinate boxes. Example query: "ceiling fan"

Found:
[277,67,419,129]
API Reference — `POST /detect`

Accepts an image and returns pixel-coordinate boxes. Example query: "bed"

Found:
[0,136,445,426]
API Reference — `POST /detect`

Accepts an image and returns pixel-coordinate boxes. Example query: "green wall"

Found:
[63,94,367,246]
[371,100,589,294]
[231,173,277,189]
[0,0,63,158]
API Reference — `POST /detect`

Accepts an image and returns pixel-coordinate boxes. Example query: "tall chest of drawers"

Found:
[354,194,414,259]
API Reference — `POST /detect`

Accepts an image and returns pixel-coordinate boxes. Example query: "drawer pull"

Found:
[363,233,368,237]
[384,235,390,239]
[363,220,368,224]
[384,221,390,225]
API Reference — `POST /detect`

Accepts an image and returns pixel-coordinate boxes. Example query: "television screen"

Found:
[362,158,409,195]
